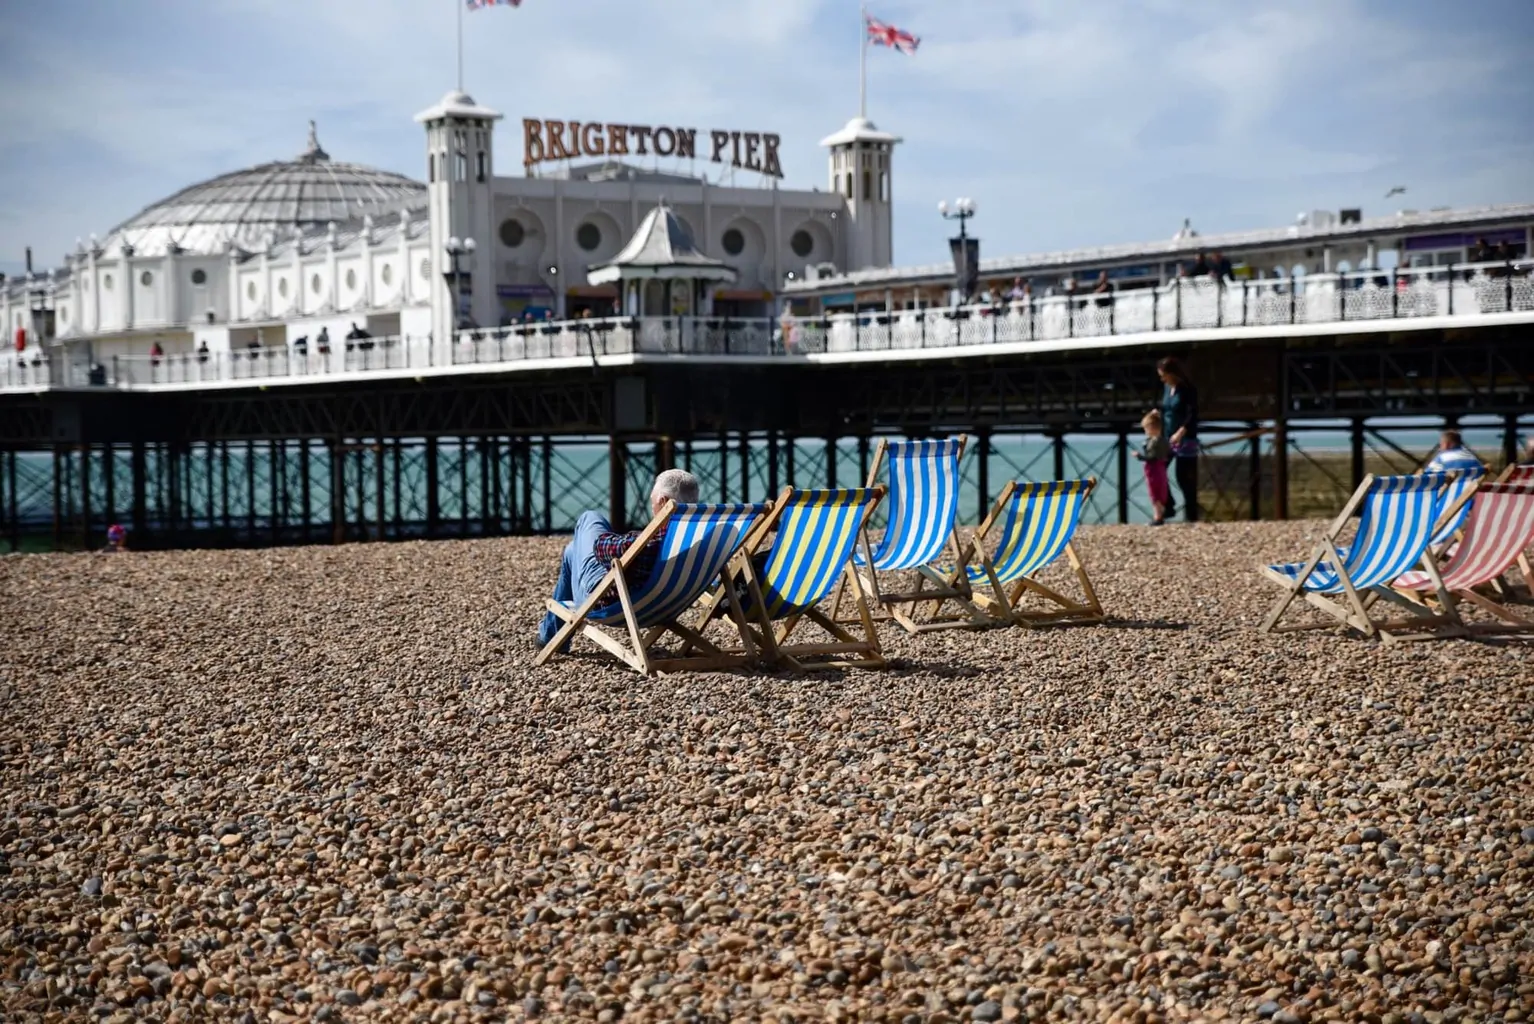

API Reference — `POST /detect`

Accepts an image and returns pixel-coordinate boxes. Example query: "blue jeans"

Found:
[540,511,613,646]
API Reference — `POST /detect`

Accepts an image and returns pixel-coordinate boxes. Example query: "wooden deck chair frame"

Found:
[828,435,992,633]
[696,486,888,672]
[1258,473,1463,644]
[924,477,1104,628]
[533,499,766,675]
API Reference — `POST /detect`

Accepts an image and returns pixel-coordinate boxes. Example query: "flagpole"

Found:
[457,0,465,92]
[859,1,867,119]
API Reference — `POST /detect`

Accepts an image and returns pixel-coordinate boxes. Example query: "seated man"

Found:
[1424,429,1483,475]
[537,468,702,650]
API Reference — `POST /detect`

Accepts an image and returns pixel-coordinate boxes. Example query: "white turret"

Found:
[820,117,900,272]
[415,89,503,341]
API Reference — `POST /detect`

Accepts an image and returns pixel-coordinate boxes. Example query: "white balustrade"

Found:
[2,261,1529,394]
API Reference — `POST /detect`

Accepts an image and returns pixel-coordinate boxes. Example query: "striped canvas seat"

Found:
[1267,474,1451,594]
[538,500,769,675]
[1428,466,1486,547]
[854,439,964,571]
[568,503,766,627]
[755,489,882,619]
[1396,482,1534,592]
[964,479,1093,585]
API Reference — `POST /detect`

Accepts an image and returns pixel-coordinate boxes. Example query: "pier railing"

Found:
[2,260,1529,393]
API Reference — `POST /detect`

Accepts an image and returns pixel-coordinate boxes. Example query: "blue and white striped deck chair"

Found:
[1428,465,1484,550]
[716,487,888,671]
[1258,473,1458,642]
[834,436,981,632]
[535,500,769,675]
[943,478,1103,627]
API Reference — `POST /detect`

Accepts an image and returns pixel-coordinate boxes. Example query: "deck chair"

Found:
[1426,465,1485,551]
[703,487,887,671]
[534,500,769,675]
[829,436,985,632]
[1393,481,1534,634]
[930,478,1103,628]
[1492,465,1534,592]
[1258,473,1461,643]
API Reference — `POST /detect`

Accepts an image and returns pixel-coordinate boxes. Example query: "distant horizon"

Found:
[2,0,1532,281]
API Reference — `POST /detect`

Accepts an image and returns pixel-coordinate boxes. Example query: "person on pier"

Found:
[537,469,702,651]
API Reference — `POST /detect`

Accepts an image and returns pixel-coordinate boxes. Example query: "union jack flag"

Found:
[467,0,520,9]
[866,15,919,55]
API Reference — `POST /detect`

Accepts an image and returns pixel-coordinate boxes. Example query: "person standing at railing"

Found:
[1091,271,1113,308]
[1190,252,1210,278]
[1156,356,1200,522]
[150,341,164,367]
[1211,251,1233,283]
[196,340,210,364]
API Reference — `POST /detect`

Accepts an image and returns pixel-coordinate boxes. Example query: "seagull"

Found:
[1384,186,1407,199]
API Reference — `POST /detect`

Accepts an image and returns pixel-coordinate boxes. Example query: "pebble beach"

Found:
[2,520,1531,1024]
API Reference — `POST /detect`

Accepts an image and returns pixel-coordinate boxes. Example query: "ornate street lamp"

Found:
[939,199,979,304]
[444,236,476,329]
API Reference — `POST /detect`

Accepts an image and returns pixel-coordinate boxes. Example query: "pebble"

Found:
[1,523,1530,1022]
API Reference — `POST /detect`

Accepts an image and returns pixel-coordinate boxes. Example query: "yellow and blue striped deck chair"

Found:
[830,436,990,633]
[710,486,888,671]
[936,478,1103,627]
[535,499,769,675]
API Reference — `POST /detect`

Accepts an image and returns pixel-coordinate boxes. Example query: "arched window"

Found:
[476,151,486,182]
[428,153,435,183]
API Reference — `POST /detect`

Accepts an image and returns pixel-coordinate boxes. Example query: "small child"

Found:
[102,524,127,553]
[1134,410,1172,525]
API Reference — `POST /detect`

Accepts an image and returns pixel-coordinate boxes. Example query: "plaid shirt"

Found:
[591,530,661,607]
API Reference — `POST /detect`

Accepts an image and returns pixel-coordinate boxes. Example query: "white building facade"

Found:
[3,94,898,367]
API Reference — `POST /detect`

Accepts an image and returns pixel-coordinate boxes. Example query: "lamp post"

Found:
[444,236,476,331]
[939,198,979,305]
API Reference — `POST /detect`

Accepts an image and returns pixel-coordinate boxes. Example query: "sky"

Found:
[1,0,1532,279]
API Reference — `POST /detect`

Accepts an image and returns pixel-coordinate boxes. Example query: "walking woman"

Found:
[1156,356,1200,521]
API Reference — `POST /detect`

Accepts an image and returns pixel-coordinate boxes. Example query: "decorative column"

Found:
[121,244,136,331]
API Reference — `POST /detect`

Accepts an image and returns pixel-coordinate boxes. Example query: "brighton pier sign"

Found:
[522,119,784,179]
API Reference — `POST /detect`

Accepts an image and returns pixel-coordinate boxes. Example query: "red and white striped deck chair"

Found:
[1394,479,1534,634]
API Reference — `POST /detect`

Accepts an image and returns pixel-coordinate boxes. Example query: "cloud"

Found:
[0,0,1529,271]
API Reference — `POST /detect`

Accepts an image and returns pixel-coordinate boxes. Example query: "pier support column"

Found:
[1350,418,1365,490]
[825,435,837,488]
[80,443,92,549]
[426,438,441,537]
[51,446,62,549]
[740,432,750,502]
[6,451,18,552]
[976,428,992,524]
[330,440,346,545]
[609,435,628,532]
[1115,428,1129,524]
[1503,412,1519,470]
[656,436,675,473]
[1052,431,1066,480]
[131,441,147,539]
[1248,421,1262,520]
[541,437,552,532]
[766,432,779,496]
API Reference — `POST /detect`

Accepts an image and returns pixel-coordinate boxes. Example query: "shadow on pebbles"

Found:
[2,521,1531,1023]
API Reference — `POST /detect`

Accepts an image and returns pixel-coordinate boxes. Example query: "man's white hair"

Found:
[651,468,701,506]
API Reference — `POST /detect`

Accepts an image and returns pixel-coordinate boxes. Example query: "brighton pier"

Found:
[2,84,1531,551]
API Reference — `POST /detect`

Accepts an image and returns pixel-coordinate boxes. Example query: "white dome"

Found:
[100,122,424,257]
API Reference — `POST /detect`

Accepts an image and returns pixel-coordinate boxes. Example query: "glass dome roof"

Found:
[101,122,425,257]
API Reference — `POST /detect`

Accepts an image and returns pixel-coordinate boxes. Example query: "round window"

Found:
[576,222,602,252]
[140,270,153,286]
[499,218,526,248]
[191,268,208,286]
[311,273,323,295]
[278,278,289,298]
[345,268,357,290]
[381,263,393,286]
[722,228,745,256]
[246,282,256,300]
[103,274,113,291]
[790,230,815,259]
